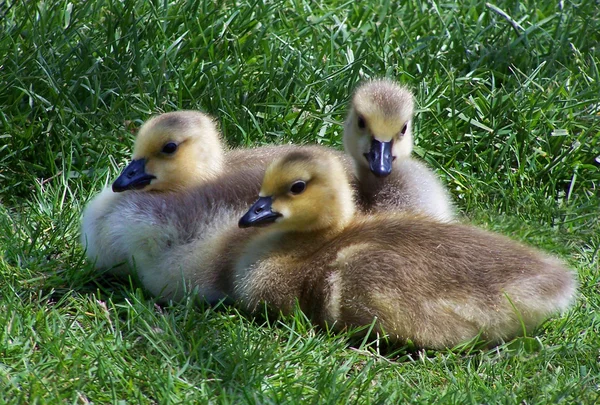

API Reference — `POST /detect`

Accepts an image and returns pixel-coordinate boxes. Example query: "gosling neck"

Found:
[355,163,394,197]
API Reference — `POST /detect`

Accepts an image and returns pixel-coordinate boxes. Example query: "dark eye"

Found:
[289,181,306,195]
[400,123,408,136]
[357,115,366,129]
[162,142,178,154]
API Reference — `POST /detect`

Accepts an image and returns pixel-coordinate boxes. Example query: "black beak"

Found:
[239,196,282,228]
[363,139,395,178]
[112,158,156,192]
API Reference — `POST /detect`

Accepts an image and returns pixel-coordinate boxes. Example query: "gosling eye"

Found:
[399,123,408,136]
[289,180,306,195]
[161,142,178,154]
[357,115,366,130]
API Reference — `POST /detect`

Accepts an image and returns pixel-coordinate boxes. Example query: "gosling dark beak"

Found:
[363,139,395,178]
[112,158,156,192]
[239,196,282,228]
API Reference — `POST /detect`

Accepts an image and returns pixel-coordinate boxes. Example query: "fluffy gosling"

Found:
[233,150,576,349]
[344,79,455,222]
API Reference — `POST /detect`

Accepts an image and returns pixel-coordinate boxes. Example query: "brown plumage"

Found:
[232,150,577,348]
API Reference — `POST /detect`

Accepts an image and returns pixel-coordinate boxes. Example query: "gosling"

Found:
[344,79,455,222]
[233,150,576,349]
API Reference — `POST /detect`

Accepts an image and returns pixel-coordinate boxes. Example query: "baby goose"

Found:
[82,110,223,273]
[233,150,576,349]
[344,79,455,222]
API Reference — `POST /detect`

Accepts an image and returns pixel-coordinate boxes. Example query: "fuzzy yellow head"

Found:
[112,111,225,193]
[239,151,356,232]
[344,79,415,177]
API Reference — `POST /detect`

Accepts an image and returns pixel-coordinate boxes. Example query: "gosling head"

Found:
[239,151,356,233]
[112,111,225,193]
[344,79,415,178]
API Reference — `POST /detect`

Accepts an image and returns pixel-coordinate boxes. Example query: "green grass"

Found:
[1,0,599,403]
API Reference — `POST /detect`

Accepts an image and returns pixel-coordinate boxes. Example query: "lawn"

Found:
[1,0,599,403]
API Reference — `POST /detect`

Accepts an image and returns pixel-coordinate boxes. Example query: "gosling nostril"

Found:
[255,206,264,214]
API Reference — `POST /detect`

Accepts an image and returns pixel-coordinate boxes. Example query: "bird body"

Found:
[233,150,576,348]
